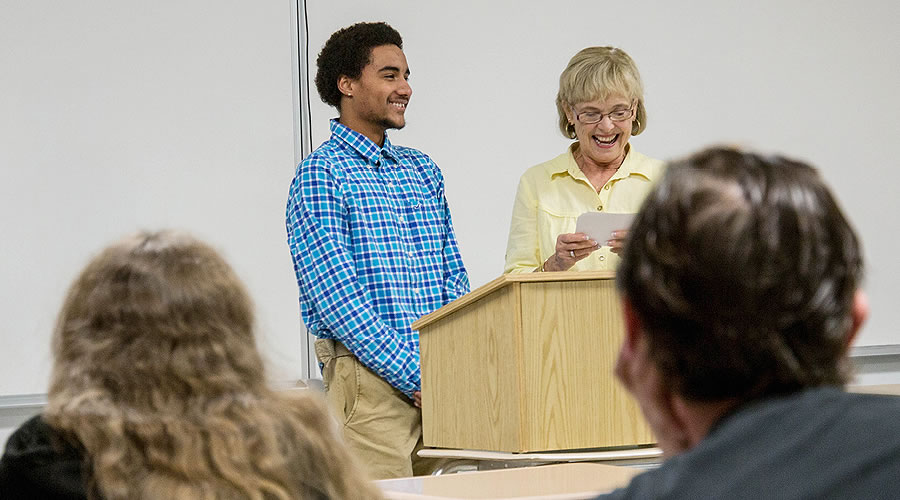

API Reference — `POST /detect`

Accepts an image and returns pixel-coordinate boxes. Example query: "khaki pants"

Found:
[314,339,438,479]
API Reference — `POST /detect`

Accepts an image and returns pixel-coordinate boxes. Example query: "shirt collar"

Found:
[329,119,400,165]
[552,142,655,182]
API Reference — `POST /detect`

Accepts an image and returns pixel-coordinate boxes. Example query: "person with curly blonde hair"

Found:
[0,231,381,500]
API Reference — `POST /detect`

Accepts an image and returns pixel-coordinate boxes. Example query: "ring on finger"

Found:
[569,250,575,258]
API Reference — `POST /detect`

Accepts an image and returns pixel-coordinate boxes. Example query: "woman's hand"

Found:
[608,229,629,255]
[542,233,599,271]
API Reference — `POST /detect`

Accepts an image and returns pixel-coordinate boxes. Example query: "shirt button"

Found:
[599,255,606,261]
[597,204,603,211]
[604,184,610,190]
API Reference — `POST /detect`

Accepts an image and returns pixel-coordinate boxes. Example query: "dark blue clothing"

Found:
[0,415,92,499]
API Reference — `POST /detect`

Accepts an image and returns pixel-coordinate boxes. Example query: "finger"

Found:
[569,245,601,260]
[607,236,627,255]
[569,239,600,251]
[558,232,591,244]
[607,229,629,246]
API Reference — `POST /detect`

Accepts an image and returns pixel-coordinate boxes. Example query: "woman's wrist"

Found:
[541,254,560,272]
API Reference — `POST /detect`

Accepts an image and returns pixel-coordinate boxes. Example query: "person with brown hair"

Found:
[597,147,900,499]
[286,21,469,479]
[0,231,381,499]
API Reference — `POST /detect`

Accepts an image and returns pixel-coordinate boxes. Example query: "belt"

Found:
[314,337,353,364]
[334,340,352,356]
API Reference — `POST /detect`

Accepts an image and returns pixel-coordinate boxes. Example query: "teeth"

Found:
[391,102,407,109]
[594,135,616,143]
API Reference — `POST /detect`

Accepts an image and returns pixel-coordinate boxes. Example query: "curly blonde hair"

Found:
[44,231,381,500]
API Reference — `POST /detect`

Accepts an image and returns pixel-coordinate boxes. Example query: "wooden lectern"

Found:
[413,271,654,453]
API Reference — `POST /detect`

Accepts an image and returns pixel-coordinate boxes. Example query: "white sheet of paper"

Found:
[575,212,636,244]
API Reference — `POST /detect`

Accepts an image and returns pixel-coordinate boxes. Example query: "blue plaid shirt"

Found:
[286,120,470,397]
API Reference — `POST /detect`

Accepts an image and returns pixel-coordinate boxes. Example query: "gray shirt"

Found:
[598,387,900,500]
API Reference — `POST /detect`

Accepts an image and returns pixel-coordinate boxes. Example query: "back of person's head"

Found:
[617,147,863,403]
[315,21,403,109]
[45,231,380,499]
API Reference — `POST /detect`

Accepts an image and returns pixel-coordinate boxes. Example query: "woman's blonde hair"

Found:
[44,231,380,500]
[556,46,647,139]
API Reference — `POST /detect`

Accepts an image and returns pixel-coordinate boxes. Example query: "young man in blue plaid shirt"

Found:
[285,22,470,479]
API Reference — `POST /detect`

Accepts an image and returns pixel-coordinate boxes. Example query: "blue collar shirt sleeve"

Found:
[286,120,470,397]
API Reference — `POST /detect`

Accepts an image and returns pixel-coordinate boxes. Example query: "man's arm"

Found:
[438,190,470,303]
[402,149,470,303]
[287,157,420,397]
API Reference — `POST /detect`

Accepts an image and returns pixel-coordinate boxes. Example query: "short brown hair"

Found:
[617,147,863,402]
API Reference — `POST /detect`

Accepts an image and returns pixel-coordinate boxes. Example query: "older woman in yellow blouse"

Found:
[504,47,665,273]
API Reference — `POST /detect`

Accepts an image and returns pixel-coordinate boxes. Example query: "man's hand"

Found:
[413,391,422,408]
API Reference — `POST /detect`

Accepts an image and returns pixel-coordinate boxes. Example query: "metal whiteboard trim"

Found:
[290,0,316,380]
[0,393,47,410]
[850,344,900,358]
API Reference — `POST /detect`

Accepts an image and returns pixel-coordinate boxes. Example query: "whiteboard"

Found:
[303,0,900,348]
[1,0,898,400]
[0,0,304,397]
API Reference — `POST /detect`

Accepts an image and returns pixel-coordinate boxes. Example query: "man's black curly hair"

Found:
[315,22,403,109]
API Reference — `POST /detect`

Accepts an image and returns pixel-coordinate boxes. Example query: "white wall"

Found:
[2,0,899,405]
[0,0,304,397]
[2,0,900,450]
[304,0,900,348]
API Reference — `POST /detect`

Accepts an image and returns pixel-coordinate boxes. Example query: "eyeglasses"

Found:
[573,101,636,125]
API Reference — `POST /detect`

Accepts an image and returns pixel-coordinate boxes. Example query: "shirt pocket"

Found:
[407,198,445,254]
[536,205,579,260]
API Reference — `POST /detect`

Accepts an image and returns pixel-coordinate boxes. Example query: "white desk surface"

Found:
[417,446,662,463]
[375,462,639,500]
[848,383,900,396]
[384,385,900,499]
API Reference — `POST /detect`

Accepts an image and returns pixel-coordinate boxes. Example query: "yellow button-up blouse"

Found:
[504,144,665,273]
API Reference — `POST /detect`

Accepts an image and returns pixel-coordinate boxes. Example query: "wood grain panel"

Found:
[420,285,524,451]
[420,274,653,452]
[519,279,654,450]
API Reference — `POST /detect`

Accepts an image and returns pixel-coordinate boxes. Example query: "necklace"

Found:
[574,147,624,174]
